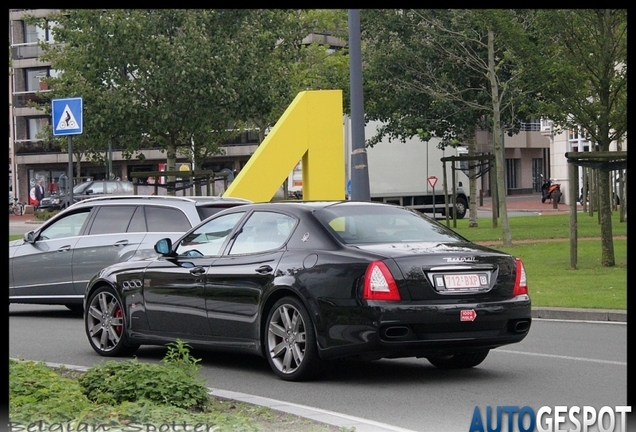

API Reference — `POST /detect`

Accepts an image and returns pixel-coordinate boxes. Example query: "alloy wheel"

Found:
[267,303,307,375]
[85,287,137,356]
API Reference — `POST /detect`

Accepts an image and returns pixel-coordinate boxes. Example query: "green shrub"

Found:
[79,340,210,410]
[10,344,339,431]
[34,209,60,220]
[9,359,94,423]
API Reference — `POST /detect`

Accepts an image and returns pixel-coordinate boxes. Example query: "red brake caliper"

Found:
[114,306,123,336]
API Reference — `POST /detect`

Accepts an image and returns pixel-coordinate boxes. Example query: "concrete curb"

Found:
[532,307,626,323]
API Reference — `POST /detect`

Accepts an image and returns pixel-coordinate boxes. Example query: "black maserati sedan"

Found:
[84,200,531,381]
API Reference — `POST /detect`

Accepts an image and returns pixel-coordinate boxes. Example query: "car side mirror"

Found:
[155,238,173,255]
[24,231,36,244]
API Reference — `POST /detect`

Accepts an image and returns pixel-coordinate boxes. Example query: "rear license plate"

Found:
[444,274,482,289]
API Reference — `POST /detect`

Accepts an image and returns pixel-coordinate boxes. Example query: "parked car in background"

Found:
[83,200,532,381]
[9,195,251,313]
[38,180,135,211]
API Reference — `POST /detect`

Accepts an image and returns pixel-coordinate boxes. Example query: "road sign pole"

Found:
[432,186,435,217]
[68,136,73,203]
[427,176,438,218]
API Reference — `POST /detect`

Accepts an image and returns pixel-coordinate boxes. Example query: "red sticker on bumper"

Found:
[460,309,477,321]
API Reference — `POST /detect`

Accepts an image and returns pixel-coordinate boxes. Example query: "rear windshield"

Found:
[197,203,246,221]
[314,204,467,244]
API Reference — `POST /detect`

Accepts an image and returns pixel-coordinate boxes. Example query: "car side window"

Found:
[88,183,104,194]
[39,210,91,240]
[127,206,146,232]
[229,211,296,255]
[87,206,136,235]
[145,206,192,232]
[104,182,117,194]
[118,181,134,194]
[176,212,246,257]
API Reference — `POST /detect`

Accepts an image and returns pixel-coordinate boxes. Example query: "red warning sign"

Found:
[428,176,438,189]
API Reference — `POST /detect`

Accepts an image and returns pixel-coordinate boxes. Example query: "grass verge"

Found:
[450,211,627,310]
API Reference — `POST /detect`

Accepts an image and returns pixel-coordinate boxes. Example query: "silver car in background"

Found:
[9,195,250,313]
[38,179,135,211]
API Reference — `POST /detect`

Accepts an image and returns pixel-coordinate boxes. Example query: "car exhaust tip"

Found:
[382,326,411,339]
[509,319,531,333]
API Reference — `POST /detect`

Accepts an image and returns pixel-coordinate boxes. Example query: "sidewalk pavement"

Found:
[476,192,583,213]
[8,198,626,323]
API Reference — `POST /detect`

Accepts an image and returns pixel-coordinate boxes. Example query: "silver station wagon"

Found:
[9,195,250,313]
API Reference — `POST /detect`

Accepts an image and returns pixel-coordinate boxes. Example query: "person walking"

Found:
[32,178,45,209]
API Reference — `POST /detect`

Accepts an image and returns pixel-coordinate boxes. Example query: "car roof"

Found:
[72,195,252,207]
[228,200,398,212]
[76,195,252,204]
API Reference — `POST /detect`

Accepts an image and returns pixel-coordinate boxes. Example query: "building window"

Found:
[24,20,57,44]
[505,158,520,190]
[28,117,49,141]
[25,68,49,92]
[532,158,543,192]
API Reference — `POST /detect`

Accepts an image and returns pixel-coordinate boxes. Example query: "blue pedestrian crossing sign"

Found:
[52,97,83,136]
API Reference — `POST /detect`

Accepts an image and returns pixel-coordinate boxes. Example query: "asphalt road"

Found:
[9,304,629,432]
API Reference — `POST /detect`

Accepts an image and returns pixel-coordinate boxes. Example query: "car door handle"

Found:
[57,245,71,252]
[256,265,273,274]
[113,240,129,247]
[189,267,205,276]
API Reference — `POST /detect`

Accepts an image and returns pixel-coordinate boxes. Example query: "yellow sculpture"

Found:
[223,90,345,202]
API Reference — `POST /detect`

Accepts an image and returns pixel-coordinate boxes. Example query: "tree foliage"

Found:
[532,9,627,147]
[360,9,540,242]
[530,9,627,267]
[27,9,350,183]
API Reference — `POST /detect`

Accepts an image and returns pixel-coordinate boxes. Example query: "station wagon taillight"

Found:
[512,258,528,297]
[363,261,401,301]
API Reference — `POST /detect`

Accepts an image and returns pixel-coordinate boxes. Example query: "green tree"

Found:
[232,9,350,145]
[361,9,539,244]
[531,9,627,267]
[32,9,348,194]
[32,10,294,191]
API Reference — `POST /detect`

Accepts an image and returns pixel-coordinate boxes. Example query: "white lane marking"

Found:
[534,317,626,325]
[495,349,627,366]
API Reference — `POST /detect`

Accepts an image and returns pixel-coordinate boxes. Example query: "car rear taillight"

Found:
[363,261,401,301]
[512,258,528,297]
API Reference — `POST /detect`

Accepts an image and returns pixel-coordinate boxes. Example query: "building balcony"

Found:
[12,91,51,109]
[10,9,59,20]
[11,43,46,60]
[13,139,63,155]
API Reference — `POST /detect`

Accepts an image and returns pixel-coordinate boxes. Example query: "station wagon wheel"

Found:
[85,286,139,357]
[427,349,490,369]
[265,297,321,381]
